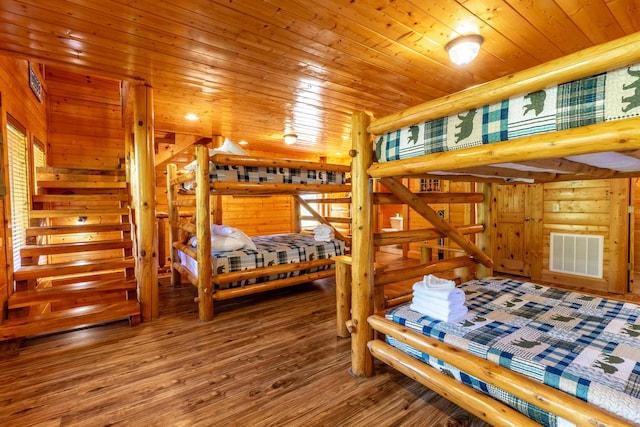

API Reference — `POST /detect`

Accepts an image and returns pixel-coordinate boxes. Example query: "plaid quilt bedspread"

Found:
[376,63,640,163]
[385,277,640,426]
[180,233,345,290]
[181,165,346,190]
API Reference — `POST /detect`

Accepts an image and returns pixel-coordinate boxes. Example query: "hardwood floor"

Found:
[0,257,489,427]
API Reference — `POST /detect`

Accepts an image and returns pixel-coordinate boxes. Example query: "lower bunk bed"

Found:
[172,231,345,299]
[368,271,640,426]
[345,33,640,426]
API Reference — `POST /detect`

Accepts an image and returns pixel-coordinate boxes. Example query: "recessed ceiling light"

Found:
[184,113,199,121]
[238,140,248,145]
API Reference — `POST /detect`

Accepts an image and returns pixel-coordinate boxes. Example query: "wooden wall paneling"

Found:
[634,178,640,289]
[46,67,124,170]
[476,182,493,278]
[525,184,544,280]
[608,179,630,293]
[0,57,48,315]
[540,180,612,291]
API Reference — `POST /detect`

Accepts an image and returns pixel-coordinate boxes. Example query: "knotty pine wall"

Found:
[0,56,48,316]
[539,179,629,293]
[46,68,125,169]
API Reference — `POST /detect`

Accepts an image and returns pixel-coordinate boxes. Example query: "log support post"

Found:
[350,111,374,377]
[195,143,213,321]
[133,84,159,321]
[476,183,494,278]
[334,255,352,338]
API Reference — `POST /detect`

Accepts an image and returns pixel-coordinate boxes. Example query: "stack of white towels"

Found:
[410,274,468,322]
[314,224,335,242]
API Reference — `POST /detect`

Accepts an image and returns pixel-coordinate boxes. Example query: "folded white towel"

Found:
[412,287,466,306]
[413,274,456,292]
[410,302,468,323]
[413,294,465,309]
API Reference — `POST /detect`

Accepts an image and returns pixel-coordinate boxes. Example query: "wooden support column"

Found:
[609,178,630,294]
[210,135,223,226]
[350,111,374,377]
[195,143,213,321]
[380,177,493,269]
[166,164,181,287]
[476,183,494,278]
[133,84,159,321]
[334,255,352,338]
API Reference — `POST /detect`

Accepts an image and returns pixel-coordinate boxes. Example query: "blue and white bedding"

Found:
[178,233,345,290]
[376,63,640,164]
[386,277,640,426]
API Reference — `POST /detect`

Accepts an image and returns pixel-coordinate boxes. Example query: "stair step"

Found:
[32,194,129,203]
[0,301,140,340]
[8,278,137,308]
[29,208,129,219]
[36,181,127,189]
[14,258,135,281]
[20,239,132,257]
[26,223,131,237]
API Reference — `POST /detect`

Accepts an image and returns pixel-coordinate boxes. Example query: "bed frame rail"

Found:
[368,315,634,427]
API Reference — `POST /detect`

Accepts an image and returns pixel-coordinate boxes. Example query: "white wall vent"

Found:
[550,233,603,278]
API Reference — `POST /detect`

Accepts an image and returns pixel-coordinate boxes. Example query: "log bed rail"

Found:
[167,144,351,321]
[345,31,640,426]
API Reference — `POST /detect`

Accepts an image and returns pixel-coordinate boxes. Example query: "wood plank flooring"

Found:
[0,255,489,427]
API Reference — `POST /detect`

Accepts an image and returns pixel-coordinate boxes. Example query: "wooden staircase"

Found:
[1,167,140,341]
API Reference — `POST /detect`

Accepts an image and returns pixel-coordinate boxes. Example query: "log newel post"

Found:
[133,84,159,321]
[195,143,213,321]
[350,111,374,377]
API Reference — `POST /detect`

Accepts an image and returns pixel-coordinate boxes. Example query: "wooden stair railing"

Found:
[1,167,140,341]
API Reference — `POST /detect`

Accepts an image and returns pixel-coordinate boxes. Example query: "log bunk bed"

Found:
[166,143,351,321]
[342,32,640,427]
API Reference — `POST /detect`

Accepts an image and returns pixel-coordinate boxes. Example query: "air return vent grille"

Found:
[550,233,603,278]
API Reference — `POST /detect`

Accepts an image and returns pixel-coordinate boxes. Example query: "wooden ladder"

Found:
[1,167,140,341]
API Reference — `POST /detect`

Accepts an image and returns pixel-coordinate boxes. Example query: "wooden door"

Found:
[493,184,543,277]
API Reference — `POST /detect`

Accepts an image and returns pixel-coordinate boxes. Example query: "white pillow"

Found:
[188,234,245,252]
[183,160,215,172]
[211,224,257,250]
[210,138,248,156]
[211,235,245,252]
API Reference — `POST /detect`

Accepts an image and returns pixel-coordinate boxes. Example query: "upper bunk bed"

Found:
[343,31,640,426]
[166,143,351,321]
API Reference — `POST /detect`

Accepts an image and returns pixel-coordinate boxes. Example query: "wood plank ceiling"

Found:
[0,0,639,158]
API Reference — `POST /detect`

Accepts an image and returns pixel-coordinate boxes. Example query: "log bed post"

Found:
[350,111,375,377]
[195,143,213,321]
[475,182,493,278]
[133,84,159,321]
[166,164,181,287]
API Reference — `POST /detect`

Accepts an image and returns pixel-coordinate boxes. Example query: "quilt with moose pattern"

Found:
[375,63,640,164]
[386,277,640,426]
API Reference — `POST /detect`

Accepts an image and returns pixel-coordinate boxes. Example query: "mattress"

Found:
[178,233,345,290]
[376,62,640,170]
[386,277,640,426]
[181,163,346,190]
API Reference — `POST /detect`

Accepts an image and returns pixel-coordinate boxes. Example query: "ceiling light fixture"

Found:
[283,133,298,145]
[445,34,484,66]
[184,113,199,121]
